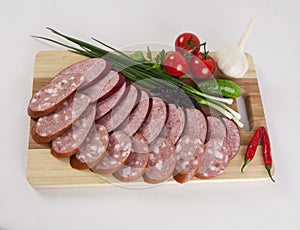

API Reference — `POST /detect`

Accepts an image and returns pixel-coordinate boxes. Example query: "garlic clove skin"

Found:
[215,46,249,78]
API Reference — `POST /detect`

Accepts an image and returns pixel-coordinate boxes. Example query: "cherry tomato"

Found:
[163,51,188,77]
[175,32,201,54]
[189,54,215,80]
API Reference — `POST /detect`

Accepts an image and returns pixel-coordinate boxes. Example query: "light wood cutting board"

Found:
[26,50,274,188]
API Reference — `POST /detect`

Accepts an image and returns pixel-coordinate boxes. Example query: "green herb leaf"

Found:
[146,46,152,62]
[146,63,161,70]
[130,51,146,62]
[155,49,166,65]
[160,49,166,63]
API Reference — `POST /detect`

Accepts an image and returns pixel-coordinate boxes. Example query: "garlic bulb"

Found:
[216,46,249,78]
[216,19,255,78]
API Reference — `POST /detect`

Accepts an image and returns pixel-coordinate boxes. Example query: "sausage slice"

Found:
[31,93,90,143]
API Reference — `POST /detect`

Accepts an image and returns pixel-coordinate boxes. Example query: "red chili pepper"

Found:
[261,127,275,182]
[241,127,262,172]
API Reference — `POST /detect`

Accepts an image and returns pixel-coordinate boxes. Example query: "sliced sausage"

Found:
[116,90,151,136]
[59,58,112,90]
[80,71,124,103]
[222,118,240,159]
[195,138,232,179]
[28,58,110,118]
[143,137,176,184]
[31,93,90,143]
[173,135,205,183]
[96,84,140,132]
[206,116,227,142]
[161,103,186,144]
[183,108,207,142]
[138,97,167,144]
[95,80,127,120]
[28,73,85,118]
[113,133,150,182]
[51,104,96,158]
[91,131,132,175]
[70,123,109,169]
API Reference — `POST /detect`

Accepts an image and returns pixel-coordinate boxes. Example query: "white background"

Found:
[1,0,299,229]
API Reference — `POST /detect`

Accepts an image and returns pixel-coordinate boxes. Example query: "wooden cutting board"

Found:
[26,50,274,188]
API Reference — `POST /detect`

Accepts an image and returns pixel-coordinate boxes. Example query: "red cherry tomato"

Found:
[163,51,188,77]
[189,54,215,80]
[175,32,201,54]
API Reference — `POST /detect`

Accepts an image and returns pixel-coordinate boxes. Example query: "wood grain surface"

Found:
[27,50,274,188]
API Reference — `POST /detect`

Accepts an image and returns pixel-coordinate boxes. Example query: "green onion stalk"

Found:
[33,28,243,127]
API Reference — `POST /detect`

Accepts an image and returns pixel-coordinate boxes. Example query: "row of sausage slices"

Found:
[28,58,240,184]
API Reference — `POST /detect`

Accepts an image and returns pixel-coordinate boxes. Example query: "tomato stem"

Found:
[189,42,206,55]
[202,42,209,59]
[182,36,195,49]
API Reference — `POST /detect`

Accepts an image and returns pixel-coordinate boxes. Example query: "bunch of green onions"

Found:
[33,28,243,128]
